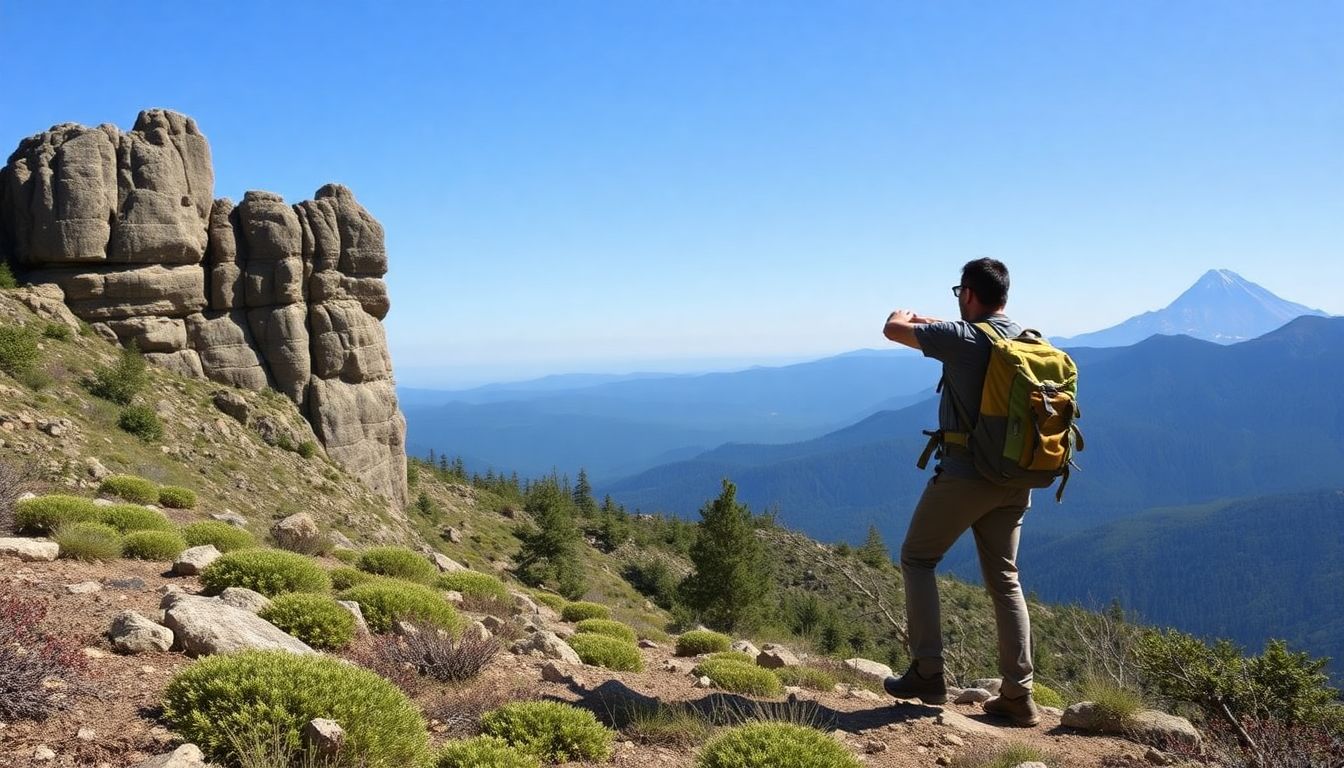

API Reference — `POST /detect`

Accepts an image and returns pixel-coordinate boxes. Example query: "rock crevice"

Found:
[0,109,407,506]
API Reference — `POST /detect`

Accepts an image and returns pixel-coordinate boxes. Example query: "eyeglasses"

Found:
[951,285,965,298]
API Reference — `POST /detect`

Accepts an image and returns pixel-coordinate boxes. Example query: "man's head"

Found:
[957,258,1009,321]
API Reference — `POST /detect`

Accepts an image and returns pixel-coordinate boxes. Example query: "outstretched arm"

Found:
[883,309,939,350]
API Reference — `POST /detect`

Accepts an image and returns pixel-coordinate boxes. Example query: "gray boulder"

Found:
[218,587,272,614]
[109,611,174,654]
[173,545,221,575]
[162,595,313,656]
[842,657,893,684]
[133,744,211,768]
[271,512,322,553]
[511,631,581,664]
[0,537,59,562]
[757,645,801,668]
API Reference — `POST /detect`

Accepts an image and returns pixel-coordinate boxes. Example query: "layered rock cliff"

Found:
[0,109,407,506]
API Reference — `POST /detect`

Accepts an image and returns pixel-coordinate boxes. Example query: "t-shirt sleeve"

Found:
[914,321,975,364]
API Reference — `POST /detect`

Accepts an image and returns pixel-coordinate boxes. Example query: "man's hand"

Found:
[883,309,932,350]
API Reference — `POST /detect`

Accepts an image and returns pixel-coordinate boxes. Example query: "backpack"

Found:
[916,322,1084,501]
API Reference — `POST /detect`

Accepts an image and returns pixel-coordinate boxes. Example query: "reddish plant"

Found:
[0,588,88,720]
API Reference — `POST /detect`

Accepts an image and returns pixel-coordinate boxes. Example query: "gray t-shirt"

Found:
[913,313,1021,475]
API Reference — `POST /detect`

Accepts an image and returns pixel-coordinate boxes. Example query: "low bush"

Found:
[157,486,197,509]
[200,549,332,597]
[436,736,540,768]
[340,580,460,634]
[560,601,611,622]
[0,262,16,289]
[84,344,148,405]
[180,521,255,552]
[693,659,784,697]
[297,440,318,459]
[118,405,163,441]
[14,495,98,535]
[96,503,174,534]
[620,701,714,748]
[676,629,732,656]
[708,651,757,665]
[357,546,438,584]
[52,521,123,562]
[480,701,614,763]
[575,618,638,643]
[0,325,39,378]
[437,571,511,602]
[329,566,376,591]
[569,632,643,672]
[1032,683,1066,709]
[773,666,839,691]
[330,547,359,565]
[161,649,429,767]
[1,587,88,721]
[529,591,568,612]
[1078,677,1143,727]
[376,627,501,683]
[99,475,160,504]
[41,323,72,341]
[696,723,861,768]
[258,594,357,650]
[949,742,1054,768]
[121,530,187,560]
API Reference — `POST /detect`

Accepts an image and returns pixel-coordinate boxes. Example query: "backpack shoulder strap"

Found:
[973,321,1008,342]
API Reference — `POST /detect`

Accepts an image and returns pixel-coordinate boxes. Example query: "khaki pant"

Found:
[899,470,1034,697]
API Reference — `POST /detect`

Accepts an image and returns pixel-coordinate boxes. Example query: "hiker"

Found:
[879,257,1041,727]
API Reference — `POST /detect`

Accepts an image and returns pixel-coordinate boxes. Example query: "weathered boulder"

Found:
[161,595,313,656]
[1061,703,1201,749]
[302,719,345,759]
[133,743,211,768]
[842,657,893,684]
[757,645,801,668]
[173,544,221,575]
[511,630,581,664]
[271,512,322,553]
[218,587,271,614]
[108,611,174,654]
[0,537,59,562]
[731,640,760,657]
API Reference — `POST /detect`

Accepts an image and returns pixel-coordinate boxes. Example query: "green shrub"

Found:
[1078,677,1143,727]
[118,405,163,441]
[84,344,148,405]
[297,440,318,459]
[480,701,614,763]
[41,323,72,341]
[708,651,757,665]
[437,571,511,602]
[0,325,39,377]
[1032,683,1066,709]
[436,736,541,768]
[52,521,122,561]
[258,593,357,650]
[180,521,255,552]
[529,591,567,612]
[574,618,638,644]
[200,549,332,597]
[122,530,187,560]
[96,503,174,534]
[330,547,359,565]
[675,629,732,656]
[356,546,438,584]
[696,723,861,768]
[949,742,1053,768]
[560,601,611,622]
[773,666,839,691]
[162,650,429,767]
[158,486,197,509]
[569,633,643,672]
[14,495,98,534]
[0,262,16,289]
[340,580,460,634]
[329,566,376,591]
[692,659,783,697]
[99,475,160,504]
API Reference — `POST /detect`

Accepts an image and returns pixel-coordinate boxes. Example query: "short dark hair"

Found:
[961,258,1009,308]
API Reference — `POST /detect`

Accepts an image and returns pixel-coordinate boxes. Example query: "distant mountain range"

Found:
[1055,269,1330,348]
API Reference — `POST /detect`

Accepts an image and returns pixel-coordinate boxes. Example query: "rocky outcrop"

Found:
[0,110,406,506]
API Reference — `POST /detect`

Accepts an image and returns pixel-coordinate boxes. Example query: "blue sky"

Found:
[3,1,1341,386]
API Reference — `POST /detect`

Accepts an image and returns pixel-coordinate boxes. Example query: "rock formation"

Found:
[0,110,407,506]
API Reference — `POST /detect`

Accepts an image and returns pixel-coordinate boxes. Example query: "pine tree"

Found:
[678,479,771,630]
[857,525,890,568]
[514,478,586,599]
[573,468,598,517]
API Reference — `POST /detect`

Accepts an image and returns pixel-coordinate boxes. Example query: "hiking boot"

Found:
[982,692,1041,727]
[883,663,948,704]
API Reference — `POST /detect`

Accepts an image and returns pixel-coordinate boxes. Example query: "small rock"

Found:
[82,647,110,659]
[0,537,59,562]
[541,661,572,683]
[954,687,993,704]
[394,621,422,636]
[731,639,760,657]
[936,757,952,767]
[638,639,660,649]
[85,457,111,480]
[133,743,209,768]
[212,390,250,424]
[1145,747,1174,766]
[1012,763,1049,768]
[211,511,248,527]
[218,587,272,614]
[444,526,463,543]
[694,675,713,688]
[431,552,468,573]
[847,687,884,702]
[864,738,887,754]
[173,545,221,576]
[106,577,147,590]
[337,600,370,635]
[757,645,801,668]
[108,611,174,654]
[33,746,56,762]
[663,659,693,674]
[77,727,97,741]
[463,621,492,642]
[302,719,344,758]
[443,590,465,605]
[511,631,581,664]
[66,581,103,594]
[939,732,966,747]
[482,615,509,634]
